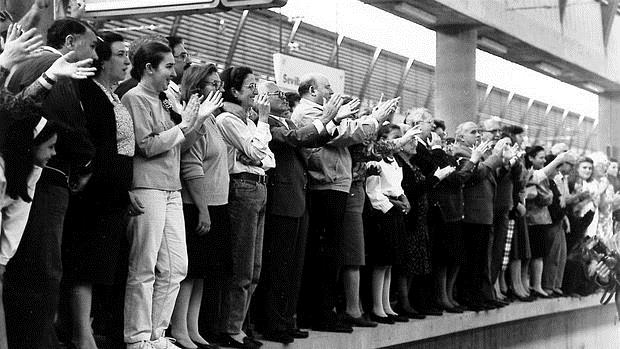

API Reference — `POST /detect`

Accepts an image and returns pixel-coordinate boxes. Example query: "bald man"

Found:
[453,121,506,311]
[291,74,388,333]
[254,81,336,343]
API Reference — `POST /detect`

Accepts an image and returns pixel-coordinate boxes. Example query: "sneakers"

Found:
[126,337,181,349]
[150,337,181,349]
[127,341,155,349]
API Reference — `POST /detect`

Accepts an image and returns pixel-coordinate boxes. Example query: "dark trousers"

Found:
[256,211,309,332]
[299,190,348,326]
[491,207,510,286]
[4,181,69,349]
[458,223,494,302]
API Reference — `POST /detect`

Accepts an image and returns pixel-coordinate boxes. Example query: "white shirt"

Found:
[216,112,275,175]
[366,158,405,213]
[0,157,42,265]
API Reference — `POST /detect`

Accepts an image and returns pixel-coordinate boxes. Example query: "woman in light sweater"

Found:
[172,63,225,349]
[121,41,219,349]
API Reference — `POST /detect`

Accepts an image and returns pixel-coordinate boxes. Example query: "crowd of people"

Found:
[0,15,619,349]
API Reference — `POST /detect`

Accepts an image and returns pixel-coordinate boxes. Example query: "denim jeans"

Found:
[223,178,267,334]
[124,189,188,343]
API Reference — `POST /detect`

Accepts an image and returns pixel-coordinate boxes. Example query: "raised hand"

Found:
[254,93,271,122]
[321,93,344,124]
[403,124,423,140]
[0,25,43,70]
[179,94,200,133]
[198,90,223,119]
[336,98,361,122]
[371,97,400,123]
[46,51,96,80]
[492,137,512,156]
[471,140,491,163]
[69,0,87,19]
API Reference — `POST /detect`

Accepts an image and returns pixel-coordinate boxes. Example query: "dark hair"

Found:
[545,153,557,164]
[130,41,172,80]
[128,34,167,63]
[298,77,317,96]
[180,64,218,103]
[433,119,446,131]
[93,32,124,77]
[285,92,301,111]
[376,123,401,141]
[46,17,92,49]
[221,66,253,104]
[0,97,60,202]
[525,145,545,168]
[166,36,184,52]
[610,157,618,163]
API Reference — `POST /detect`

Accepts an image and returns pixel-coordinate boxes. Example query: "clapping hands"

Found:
[434,165,455,181]
[370,97,400,123]
[335,97,361,122]
[254,94,271,122]
[321,94,345,124]
[198,90,224,120]
[470,140,492,163]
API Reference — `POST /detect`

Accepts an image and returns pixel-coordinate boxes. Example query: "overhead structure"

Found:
[362,0,620,156]
[83,0,286,19]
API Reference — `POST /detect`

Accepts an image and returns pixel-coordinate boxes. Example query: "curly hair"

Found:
[0,95,60,202]
[180,63,218,103]
[93,32,125,78]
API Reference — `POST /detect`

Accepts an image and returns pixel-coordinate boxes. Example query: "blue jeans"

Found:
[223,178,267,334]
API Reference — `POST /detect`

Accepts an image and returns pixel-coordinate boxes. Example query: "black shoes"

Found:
[340,313,378,327]
[368,312,395,324]
[312,319,354,333]
[287,328,309,338]
[261,331,294,344]
[217,335,261,349]
[387,314,409,323]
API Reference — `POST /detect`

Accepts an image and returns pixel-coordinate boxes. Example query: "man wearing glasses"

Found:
[166,35,191,102]
[254,81,338,344]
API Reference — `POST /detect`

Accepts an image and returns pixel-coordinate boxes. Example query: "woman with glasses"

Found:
[215,66,274,349]
[171,64,224,349]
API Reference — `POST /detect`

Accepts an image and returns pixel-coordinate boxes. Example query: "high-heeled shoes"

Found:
[369,312,395,324]
[506,288,535,302]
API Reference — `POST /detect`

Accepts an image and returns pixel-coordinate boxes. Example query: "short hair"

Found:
[221,66,253,104]
[285,92,301,111]
[405,108,433,124]
[525,145,545,168]
[376,123,402,141]
[433,119,446,131]
[130,41,172,80]
[610,158,618,163]
[166,36,184,51]
[455,121,478,138]
[298,75,317,96]
[93,32,125,77]
[180,63,218,103]
[46,18,91,49]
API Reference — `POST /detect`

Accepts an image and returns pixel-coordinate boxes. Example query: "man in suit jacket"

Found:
[453,121,510,311]
[254,81,337,344]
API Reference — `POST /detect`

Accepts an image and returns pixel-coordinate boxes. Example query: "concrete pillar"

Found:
[435,28,478,134]
[598,92,620,157]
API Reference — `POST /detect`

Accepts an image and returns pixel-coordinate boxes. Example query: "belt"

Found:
[230,172,267,184]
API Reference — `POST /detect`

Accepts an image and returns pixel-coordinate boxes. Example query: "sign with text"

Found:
[272,53,345,94]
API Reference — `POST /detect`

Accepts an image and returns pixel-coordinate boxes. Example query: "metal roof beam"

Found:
[327,34,344,67]
[601,0,620,47]
[169,15,183,36]
[395,58,414,98]
[285,17,302,53]
[225,10,249,68]
[358,47,382,101]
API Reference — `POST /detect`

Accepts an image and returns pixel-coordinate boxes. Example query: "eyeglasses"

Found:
[203,80,222,89]
[267,91,286,100]
[244,83,257,91]
[174,52,190,60]
[483,128,501,134]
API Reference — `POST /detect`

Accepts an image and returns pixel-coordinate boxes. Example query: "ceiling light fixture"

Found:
[536,62,562,77]
[583,82,605,93]
[394,3,438,25]
[478,37,508,55]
